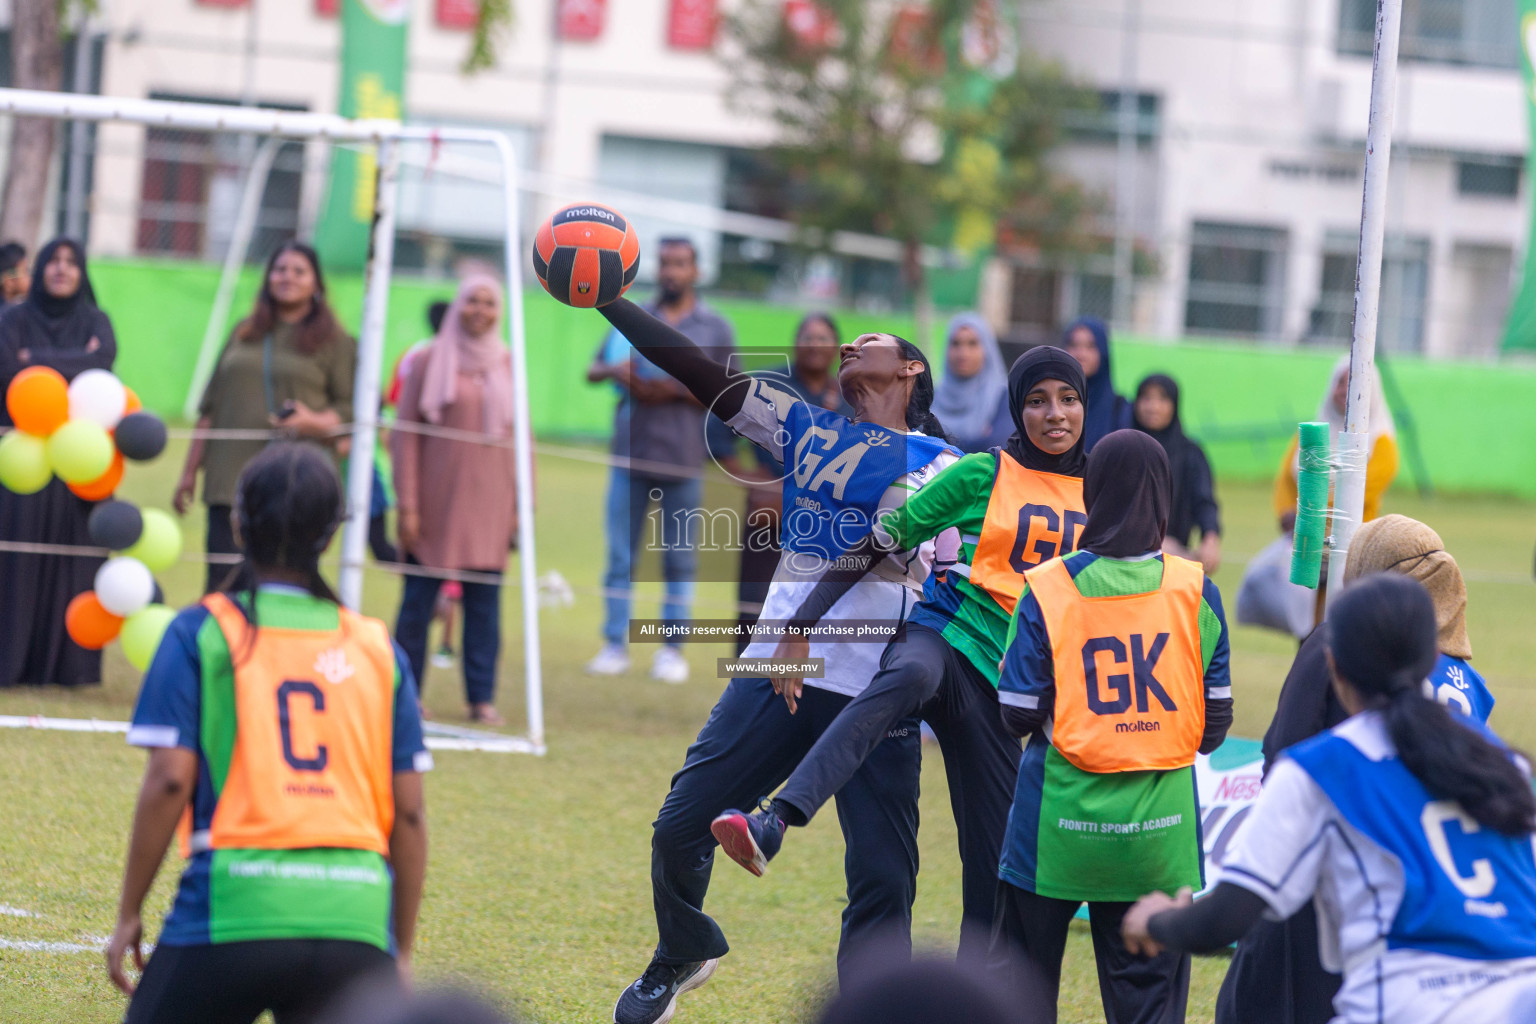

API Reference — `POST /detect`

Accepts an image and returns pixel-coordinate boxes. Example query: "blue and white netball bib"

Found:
[1426,653,1495,723]
[1290,726,1536,962]
[779,403,953,560]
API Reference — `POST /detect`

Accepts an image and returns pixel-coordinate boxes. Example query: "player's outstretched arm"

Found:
[390,771,428,983]
[599,298,749,419]
[107,747,198,996]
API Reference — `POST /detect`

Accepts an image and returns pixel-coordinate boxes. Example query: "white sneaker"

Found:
[651,647,690,684]
[585,644,630,676]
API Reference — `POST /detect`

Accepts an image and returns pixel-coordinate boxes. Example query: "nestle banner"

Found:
[668,0,717,50]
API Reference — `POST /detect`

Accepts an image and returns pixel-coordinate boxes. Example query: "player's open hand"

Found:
[106,912,145,995]
[770,632,810,714]
[1121,886,1193,957]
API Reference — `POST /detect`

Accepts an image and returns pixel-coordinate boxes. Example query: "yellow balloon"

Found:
[121,604,176,672]
[124,509,183,574]
[0,431,51,494]
[47,419,114,484]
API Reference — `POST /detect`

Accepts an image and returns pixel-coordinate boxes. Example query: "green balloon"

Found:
[0,431,51,494]
[47,419,113,484]
[121,604,176,672]
[125,508,183,573]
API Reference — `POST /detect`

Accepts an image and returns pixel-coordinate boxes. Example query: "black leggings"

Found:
[125,938,395,1024]
[775,622,1022,960]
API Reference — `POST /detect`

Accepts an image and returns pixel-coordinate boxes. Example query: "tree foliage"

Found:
[724,0,1096,282]
[463,0,516,74]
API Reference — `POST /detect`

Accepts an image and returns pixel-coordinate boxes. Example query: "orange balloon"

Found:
[123,387,143,415]
[66,591,124,650]
[6,366,69,437]
[68,451,125,502]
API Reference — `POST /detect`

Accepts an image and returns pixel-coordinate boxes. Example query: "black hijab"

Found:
[1132,374,1196,469]
[19,238,101,348]
[1002,345,1088,476]
[1079,428,1170,557]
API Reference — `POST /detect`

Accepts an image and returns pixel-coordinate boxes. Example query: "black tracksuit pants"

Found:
[651,676,921,977]
[991,883,1192,1024]
[774,622,1023,961]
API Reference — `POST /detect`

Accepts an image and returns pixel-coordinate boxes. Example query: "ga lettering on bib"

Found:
[1028,555,1206,773]
[969,455,1086,616]
[779,402,954,560]
[186,594,399,857]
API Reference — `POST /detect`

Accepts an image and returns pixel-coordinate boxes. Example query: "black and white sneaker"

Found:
[612,955,720,1024]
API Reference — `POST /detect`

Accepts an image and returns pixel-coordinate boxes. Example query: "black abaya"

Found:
[0,239,117,687]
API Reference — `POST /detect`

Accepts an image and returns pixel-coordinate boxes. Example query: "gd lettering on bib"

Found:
[1028,555,1206,773]
[969,455,1086,616]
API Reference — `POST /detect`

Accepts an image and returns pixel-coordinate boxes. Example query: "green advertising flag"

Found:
[314,0,409,272]
[1501,1,1536,351]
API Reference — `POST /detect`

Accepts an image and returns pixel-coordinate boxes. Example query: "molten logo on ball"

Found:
[531,202,640,309]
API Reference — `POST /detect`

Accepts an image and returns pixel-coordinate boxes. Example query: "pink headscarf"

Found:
[416,273,513,438]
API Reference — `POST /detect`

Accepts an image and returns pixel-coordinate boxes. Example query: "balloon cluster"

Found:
[0,367,167,498]
[0,366,177,670]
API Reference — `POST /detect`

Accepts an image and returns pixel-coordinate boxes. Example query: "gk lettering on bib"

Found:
[190,595,399,857]
[968,456,1086,616]
[1028,555,1205,773]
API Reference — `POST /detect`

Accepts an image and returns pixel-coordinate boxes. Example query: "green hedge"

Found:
[89,259,1536,497]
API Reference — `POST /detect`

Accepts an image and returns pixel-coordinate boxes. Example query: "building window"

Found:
[1184,222,1288,338]
[1339,0,1518,69]
[137,93,306,262]
[1062,92,1161,147]
[1456,156,1521,198]
[1308,232,1430,352]
[598,135,727,286]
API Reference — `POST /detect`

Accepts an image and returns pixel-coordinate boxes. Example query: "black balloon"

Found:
[115,412,168,462]
[88,500,143,551]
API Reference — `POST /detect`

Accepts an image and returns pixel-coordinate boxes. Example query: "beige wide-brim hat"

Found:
[1343,514,1471,660]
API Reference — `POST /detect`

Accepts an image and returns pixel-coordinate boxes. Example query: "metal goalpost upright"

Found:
[0,88,545,754]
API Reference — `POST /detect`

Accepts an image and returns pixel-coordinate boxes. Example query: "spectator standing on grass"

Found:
[175,241,356,594]
[0,238,116,688]
[584,237,736,684]
[391,273,519,726]
[933,313,1012,454]
[1273,355,1398,525]
[108,444,429,1024]
[0,241,31,310]
[1061,316,1131,451]
[1133,373,1222,574]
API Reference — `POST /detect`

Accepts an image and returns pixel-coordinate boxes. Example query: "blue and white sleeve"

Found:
[127,608,207,751]
[725,378,799,463]
[999,589,1055,713]
[1201,576,1232,702]
[391,642,433,773]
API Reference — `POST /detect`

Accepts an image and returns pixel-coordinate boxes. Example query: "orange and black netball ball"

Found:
[532,203,640,308]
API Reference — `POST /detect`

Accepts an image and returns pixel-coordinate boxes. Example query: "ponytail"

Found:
[1329,574,1536,835]
[224,442,346,661]
[893,337,950,441]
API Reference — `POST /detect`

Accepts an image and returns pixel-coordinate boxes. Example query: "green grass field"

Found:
[1,439,1533,1023]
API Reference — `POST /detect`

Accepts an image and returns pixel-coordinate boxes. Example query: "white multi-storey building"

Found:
[15,0,1530,356]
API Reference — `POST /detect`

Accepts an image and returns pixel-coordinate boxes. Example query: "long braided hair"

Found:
[223,443,345,655]
[891,336,948,440]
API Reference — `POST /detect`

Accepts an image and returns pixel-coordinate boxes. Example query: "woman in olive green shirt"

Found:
[174,241,356,592]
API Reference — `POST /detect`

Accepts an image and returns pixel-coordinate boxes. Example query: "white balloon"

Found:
[95,556,155,617]
[67,369,128,429]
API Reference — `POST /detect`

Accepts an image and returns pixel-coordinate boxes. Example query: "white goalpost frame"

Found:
[0,88,545,755]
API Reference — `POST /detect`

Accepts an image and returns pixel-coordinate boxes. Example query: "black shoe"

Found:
[710,801,785,877]
[613,956,720,1024]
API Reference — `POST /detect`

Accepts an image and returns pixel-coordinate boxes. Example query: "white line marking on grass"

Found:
[0,938,100,954]
[0,714,542,754]
[0,906,36,918]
